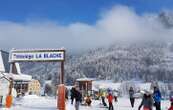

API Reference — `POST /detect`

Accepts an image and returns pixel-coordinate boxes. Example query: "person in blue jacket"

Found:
[153,86,161,110]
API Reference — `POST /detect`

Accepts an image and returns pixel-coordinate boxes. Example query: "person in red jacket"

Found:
[107,91,114,110]
[168,102,173,110]
[168,96,173,110]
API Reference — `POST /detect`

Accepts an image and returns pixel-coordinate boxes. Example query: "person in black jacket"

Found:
[70,87,75,104]
[74,86,82,110]
[129,87,135,108]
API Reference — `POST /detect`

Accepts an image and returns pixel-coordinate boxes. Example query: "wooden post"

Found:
[60,61,64,84]
[9,62,15,94]
[57,84,65,110]
[57,59,65,110]
[8,79,13,95]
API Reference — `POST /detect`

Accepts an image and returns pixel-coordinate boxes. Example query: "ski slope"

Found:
[1,95,171,110]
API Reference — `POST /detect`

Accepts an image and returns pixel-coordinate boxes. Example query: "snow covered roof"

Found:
[9,73,32,81]
[2,73,32,81]
[0,50,32,81]
[76,78,94,82]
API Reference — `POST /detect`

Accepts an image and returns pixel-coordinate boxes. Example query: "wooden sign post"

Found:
[9,49,66,109]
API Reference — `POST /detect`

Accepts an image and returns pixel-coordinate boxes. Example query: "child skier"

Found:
[113,90,118,102]
[85,95,92,106]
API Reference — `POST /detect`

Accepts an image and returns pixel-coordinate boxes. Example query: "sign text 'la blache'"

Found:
[10,49,65,62]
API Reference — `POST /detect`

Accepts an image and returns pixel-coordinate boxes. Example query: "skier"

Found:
[138,91,154,110]
[129,87,135,108]
[100,90,107,107]
[85,95,92,106]
[153,86,161,110]
[74,86,82,110]
[70,87,75,104]
[113,91,118,102]
[107,90,114,110]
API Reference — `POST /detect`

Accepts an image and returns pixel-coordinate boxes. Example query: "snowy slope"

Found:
[2,95,170,110]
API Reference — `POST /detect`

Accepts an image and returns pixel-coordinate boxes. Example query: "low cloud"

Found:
[0,5,172,52]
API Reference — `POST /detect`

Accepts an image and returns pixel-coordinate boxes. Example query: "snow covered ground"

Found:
[0,95,171,110]
[0,81,171,110]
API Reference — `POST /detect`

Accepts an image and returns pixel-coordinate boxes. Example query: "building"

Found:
[28,79,41,95]
[0,50,32,96]
[76,78,93,91]
[10,62,32,96]
[76,78,94,97]
[0,74,10,106]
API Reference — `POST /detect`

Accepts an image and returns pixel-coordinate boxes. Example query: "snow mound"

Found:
[23,95,40,99]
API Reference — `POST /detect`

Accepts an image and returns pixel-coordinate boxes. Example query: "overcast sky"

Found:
[0,1,173,53]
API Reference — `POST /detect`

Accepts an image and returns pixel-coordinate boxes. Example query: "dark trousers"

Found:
[71,97,74,104]
[101,97,107,106]
[155,102,161,110]
[0,96,2,106]
[108,102,114,110]
[130,98,135,108]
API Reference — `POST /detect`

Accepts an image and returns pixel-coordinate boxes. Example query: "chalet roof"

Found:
[10,73,32,81]
[2,73,32,81]
[0,50,32,81]
[76,78,94,82]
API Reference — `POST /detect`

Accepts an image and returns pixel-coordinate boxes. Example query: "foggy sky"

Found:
[0,5,172,52]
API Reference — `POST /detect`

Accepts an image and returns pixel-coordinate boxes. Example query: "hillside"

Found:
[19,42,173,85]
[19,11,173,85]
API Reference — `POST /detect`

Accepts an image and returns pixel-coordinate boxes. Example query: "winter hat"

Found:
[107,88,112,94]
[107,88,111,92]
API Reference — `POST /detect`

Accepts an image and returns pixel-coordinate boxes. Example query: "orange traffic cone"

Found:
[5,95,13,108]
